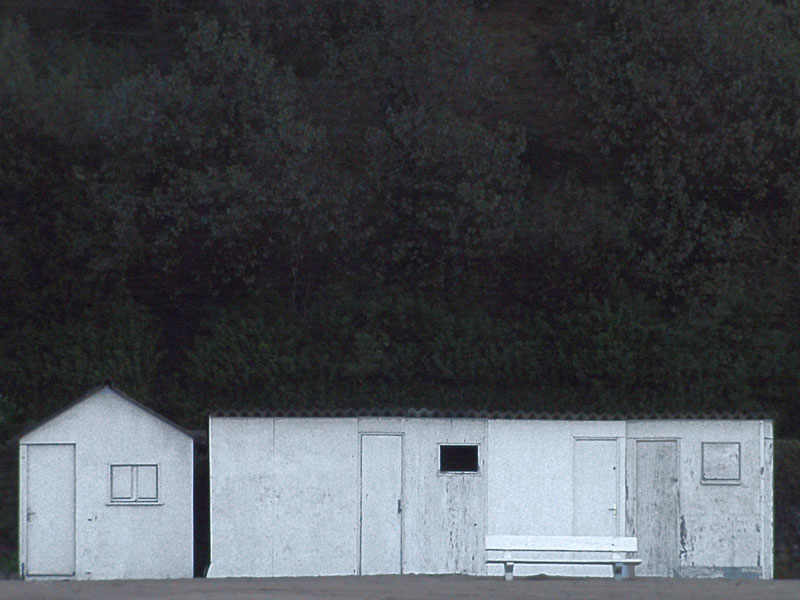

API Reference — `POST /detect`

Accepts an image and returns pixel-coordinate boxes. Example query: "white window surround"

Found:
[109,464,160,504]
[701,442,741,485]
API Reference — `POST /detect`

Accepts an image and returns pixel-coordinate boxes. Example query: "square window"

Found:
[109,464,159,503]
[439,445,479,473]
[701,442,741,483]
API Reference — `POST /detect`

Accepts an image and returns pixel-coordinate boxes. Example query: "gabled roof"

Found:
[13,382,196,443]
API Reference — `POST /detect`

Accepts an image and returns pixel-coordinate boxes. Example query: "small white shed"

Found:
[206,410,773,579]
[18,384,194,580]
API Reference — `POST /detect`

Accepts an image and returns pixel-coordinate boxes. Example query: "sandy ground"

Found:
[1,575,799,600]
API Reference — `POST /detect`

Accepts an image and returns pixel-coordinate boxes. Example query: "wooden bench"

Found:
[486,535,641,581]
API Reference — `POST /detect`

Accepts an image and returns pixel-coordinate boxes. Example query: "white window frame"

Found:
[700,442,741,485]
[109,464,160,504]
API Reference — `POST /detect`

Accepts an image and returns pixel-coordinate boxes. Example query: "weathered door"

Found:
[360,434,402,574]
[25,444,75,577]
[635,440,679,576]
[573,439,619,535]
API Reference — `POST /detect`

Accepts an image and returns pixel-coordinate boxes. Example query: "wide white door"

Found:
[573,439,619,535]
[360,434,402,574]
[25,444,75,576]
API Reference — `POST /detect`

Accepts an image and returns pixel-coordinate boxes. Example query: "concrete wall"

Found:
[19,387,194,580]
[626,420,773,578]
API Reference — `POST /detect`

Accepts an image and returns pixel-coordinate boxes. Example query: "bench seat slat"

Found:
[486,535,638,553]
[487,557,642,565]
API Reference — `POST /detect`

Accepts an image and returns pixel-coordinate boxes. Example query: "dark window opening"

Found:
[439,445,479,473]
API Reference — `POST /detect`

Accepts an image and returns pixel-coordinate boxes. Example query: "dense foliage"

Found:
[2,0,799,423]
[2,0,800,570]
[775,439,800,577]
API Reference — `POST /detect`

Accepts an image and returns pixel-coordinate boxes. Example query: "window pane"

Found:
[111,465,133,500]
[440,445,479,472]
[137,465,158,500]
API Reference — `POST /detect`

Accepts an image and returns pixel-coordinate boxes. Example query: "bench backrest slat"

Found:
[486,535,638,553]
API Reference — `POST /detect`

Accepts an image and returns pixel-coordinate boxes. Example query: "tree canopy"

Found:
[2,0,799,430]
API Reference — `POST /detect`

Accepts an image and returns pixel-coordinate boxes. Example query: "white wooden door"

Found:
[635,440,679,576]
[360,434,402,574]
[25,444,75,576]
[573,439,619,535]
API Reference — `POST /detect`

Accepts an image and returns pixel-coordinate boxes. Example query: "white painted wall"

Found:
[207,416,772,579]
[626,420,773,578]
[386,418,487,575]
[207,418,276,577]
[273,419,359,576]
[19,387,194,580]
[763,423,774,579]
[207,418,359,578]
[487,420,626,577]
[209,417,488,577]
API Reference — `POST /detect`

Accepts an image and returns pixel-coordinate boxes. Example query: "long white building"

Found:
[206,411,773,579]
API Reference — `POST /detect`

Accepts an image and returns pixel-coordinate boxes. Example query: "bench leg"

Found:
[622,564,635,579]
[504,562,514,581]
[613,563,635,581]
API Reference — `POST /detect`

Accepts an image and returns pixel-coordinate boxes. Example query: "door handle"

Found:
[26,511,35,522]
[397,500,402,514]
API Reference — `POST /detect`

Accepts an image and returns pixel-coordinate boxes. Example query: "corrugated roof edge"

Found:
[10,381,198,444]
[209,406,774,420]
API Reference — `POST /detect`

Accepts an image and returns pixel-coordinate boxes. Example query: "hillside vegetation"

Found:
[2,0,798,426]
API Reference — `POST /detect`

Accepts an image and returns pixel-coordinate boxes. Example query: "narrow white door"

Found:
[25,444,75,576]
[573,439,619,535]
[635,440,679,576]
[360,434,402,574]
